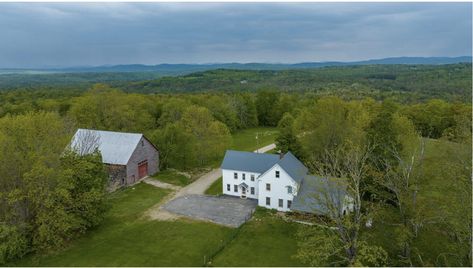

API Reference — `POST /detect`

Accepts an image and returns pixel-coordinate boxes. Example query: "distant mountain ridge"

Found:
[1,56,471,75]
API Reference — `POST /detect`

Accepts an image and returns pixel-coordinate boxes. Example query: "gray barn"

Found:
[70,129,159,190]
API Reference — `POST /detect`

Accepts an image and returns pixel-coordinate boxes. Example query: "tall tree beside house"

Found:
[149,123,198,170]
[228,93,258,129]
[0,112,108,264]
[179,105,231,166]
[275,113,304,159]
[255,89,280,126]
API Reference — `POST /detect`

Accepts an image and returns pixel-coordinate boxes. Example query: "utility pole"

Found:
[256,132,259,153]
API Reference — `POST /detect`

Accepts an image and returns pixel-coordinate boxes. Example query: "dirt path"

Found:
[146,143,276,221]
[142,177,181,191]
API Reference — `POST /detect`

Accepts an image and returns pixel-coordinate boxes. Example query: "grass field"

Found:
[212,208,304,267]
[205,176,222,195]
[230,127,278,152]
[150,169,191,186]
[12,183,233,267]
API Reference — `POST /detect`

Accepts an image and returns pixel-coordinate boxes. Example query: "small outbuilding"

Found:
[70,129,159,190]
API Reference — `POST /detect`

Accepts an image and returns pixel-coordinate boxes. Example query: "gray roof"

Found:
[292,175,348,217]
[277,151,308,183]
[239,182,249,189]
[70,129,143,165]
[221,150,280,173]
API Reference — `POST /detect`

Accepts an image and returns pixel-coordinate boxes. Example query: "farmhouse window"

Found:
[251,175,255,181]
[250,187,255,195]
[234,185,238,192]
[287,200,292,208]
[234,172,237,179]
[278,199,283,207]
[287,186,292,194]
[266,183,271,191]
[242,174,246,180]
[275,171,280,178]
[227,184,230,191]
[266,197,271,206]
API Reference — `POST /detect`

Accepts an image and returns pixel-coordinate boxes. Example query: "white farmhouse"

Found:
[221,150,352,216]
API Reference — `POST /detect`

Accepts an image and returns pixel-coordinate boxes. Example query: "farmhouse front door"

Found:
[138,161,148,178]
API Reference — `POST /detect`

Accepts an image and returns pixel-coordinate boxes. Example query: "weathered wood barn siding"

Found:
[126,137,159,184]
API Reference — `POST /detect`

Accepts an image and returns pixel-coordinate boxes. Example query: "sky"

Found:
[0,2,471,68]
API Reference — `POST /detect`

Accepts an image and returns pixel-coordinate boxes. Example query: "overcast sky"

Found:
[0,2,471,68]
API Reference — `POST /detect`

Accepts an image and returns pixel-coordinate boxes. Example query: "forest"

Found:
[0,64,471,266]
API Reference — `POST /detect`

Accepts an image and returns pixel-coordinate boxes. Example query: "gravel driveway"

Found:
[163,195,257,227]
[146,143,275,225]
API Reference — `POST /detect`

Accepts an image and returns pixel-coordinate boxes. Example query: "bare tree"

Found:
[305,142,376,265]
[377,137,426,264]
[69,129,101,156]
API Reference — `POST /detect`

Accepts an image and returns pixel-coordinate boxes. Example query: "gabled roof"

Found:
[70,129,143,165]
[292,175,348,216]
[221,150,280,173]
[276,151,308,183]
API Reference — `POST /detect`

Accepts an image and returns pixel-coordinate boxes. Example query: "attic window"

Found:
[141,140,144,146]
[275,171,280,178]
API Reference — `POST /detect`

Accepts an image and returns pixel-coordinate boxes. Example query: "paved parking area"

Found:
[163,195,257,227]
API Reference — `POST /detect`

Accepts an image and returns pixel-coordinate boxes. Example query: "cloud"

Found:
[0,2,471,68]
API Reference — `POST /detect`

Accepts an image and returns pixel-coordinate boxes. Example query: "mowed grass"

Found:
[230,127,278,152]
[205,177,222,196]
[212,208,304,267]
[151,169,191,186]
[13,183,233,267]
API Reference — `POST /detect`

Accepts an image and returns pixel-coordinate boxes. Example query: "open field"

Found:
[12,183,233,267]
[230,127,278,152]
[212,208,304,267]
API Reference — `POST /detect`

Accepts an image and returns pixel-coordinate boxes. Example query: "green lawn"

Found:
[150,169,191,186]
[212,208,304,267]
[205,177,222,196]
[230,127,278,152]
[13,183,233,267]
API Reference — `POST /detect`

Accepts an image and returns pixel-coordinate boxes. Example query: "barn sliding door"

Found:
[138,161,148,178]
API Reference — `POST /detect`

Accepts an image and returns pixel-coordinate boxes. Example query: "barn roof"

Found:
[221,150,280,173]
[70,129,143,165]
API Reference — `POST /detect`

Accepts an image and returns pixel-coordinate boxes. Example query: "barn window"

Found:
[275,171,280,178]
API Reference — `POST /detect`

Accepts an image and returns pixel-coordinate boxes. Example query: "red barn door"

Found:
[138,161,148,178]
